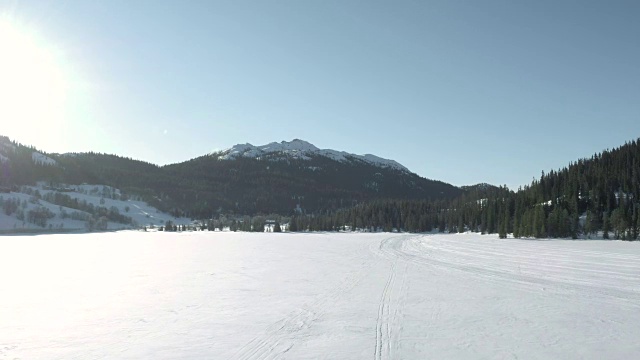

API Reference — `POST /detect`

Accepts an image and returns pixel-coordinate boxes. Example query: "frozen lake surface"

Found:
[1,232,639,359]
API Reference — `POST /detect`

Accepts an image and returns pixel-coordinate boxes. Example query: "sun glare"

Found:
[0,17,69,147]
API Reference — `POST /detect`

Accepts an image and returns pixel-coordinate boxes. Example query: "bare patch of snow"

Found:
[31,152,57,166]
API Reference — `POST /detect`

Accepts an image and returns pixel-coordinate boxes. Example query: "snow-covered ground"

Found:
[0,184,190,231]
[1,232,639,359]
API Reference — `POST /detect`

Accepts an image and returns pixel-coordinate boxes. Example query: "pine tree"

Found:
[498,218,507,239]
[633,207,640,240]
[288,217,298,232]
[584,210,593,238]
[603,212,610,239]
[498,202,509,239]
[533,206,545,238]
[457,215,465,233]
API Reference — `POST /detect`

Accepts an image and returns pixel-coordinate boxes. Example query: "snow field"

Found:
[0,232,639,359]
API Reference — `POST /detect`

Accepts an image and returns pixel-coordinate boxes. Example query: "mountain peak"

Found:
[217,139,409,172]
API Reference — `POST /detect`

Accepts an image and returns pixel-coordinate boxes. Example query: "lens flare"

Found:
[0,16,69,146]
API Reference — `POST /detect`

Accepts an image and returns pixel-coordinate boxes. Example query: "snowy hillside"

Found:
[218,139,409,172]
[0,183,190,232]
[1,232,639,359]
[0,136,15,162]
[0,136,57,166]
[0,135,464,216]
[31,152,57,166]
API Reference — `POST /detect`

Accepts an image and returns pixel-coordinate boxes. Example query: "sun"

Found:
[0,16,69,147]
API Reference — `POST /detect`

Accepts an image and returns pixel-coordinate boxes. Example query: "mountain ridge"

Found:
[215,139,410,172]
[3,134,639,240]
[0,135,463,217]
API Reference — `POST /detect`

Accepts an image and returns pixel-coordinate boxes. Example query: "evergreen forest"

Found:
[288,139,640,240]
[2,135,640,239]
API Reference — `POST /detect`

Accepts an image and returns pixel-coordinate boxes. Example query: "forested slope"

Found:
[291,139,640,240]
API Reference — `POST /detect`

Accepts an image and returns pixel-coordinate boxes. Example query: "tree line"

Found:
[287,139,640,240]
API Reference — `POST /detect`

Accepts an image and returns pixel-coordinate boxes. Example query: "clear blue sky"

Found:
[2,0,639,190]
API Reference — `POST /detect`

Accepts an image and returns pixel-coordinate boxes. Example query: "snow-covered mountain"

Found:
[0,134,464,218]
[217,139,409,172]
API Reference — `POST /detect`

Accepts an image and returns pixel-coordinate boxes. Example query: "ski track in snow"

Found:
[372,261,410,360]
[371,234,640,358]
[1,232,640,359]
[230,233,640,359]
[374,262,395,360]
[230,245,381,360]
[392,236,640,307]
[371,236,411,360]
